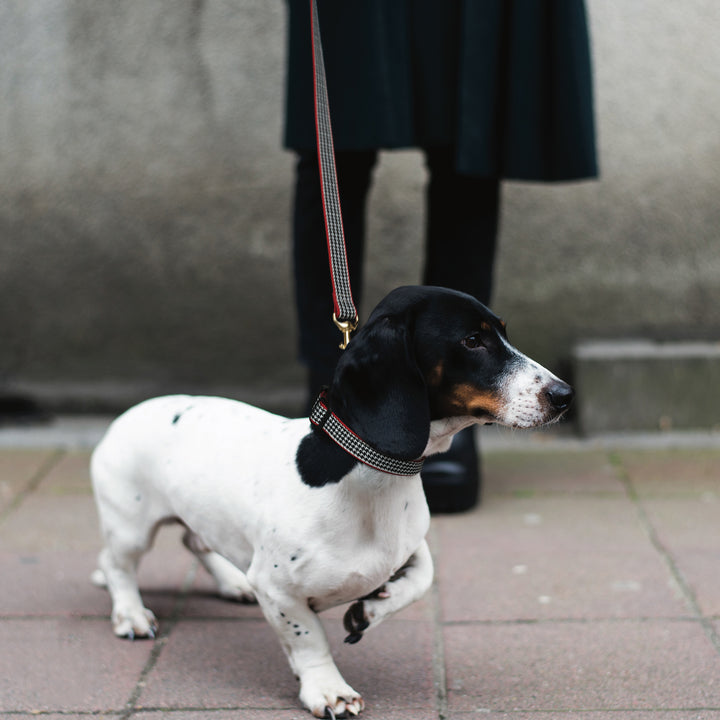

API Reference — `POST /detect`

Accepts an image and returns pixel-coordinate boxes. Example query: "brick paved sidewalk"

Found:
[2,425,720,719]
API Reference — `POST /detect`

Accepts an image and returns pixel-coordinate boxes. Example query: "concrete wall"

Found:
[1,0,719,414]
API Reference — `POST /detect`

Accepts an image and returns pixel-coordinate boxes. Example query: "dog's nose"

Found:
[545,381,574,411]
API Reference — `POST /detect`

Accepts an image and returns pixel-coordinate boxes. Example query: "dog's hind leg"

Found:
[96,538,159,640]
[91,451,165,639]
[181,529,256,603]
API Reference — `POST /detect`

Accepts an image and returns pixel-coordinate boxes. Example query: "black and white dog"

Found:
[91,286,572,718]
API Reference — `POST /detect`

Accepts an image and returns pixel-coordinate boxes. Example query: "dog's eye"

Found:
[462,333,486,350]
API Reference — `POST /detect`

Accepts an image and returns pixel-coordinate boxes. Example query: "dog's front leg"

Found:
[253,584,364,717]
[343,539,434,643]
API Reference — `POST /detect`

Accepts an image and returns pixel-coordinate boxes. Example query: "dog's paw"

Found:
[343,601,370,644]
[343,585,390,644]
[320,700,363,718]
[299,669,364,718]
[90,568,107,588]
[111,607,158,640]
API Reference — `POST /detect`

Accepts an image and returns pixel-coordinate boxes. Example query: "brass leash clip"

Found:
[333,313,358,350]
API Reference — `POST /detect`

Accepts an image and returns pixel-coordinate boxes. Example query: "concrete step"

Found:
[573,340,720,434]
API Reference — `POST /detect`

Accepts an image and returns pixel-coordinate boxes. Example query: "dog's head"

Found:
[326,286,573,460]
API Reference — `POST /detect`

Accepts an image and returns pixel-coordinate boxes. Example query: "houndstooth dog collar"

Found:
[310,392,425,477]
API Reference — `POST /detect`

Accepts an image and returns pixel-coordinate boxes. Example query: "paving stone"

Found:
[483,449,624,497]
[138,618,317,710]
[0,450,101,553]
[3,443,720,718]
[0,617,150,713]
[134,712,308,720]
[618,448,720,497]
[451,713,720,719]
[0,550,109,617]
[178,574,266,621]
[434,496,688,622]
[0,546,194,621]
[35,449,93,495]
[642,497,720,615]
[0,448,59,514]
[134,709,435,720]
[15,716,122,720]
[321,617,436,715]
[0,493,105,552]
[444,620,720,712]
[0,487,194,553]
[134,712,304,720]
[140,617,436,715]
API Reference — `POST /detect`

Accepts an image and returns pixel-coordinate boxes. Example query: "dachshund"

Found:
[90,286,573,718]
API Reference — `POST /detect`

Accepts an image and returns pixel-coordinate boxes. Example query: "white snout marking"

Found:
[495,339,567,429]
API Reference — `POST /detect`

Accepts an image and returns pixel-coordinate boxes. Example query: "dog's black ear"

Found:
[327,312,430,460]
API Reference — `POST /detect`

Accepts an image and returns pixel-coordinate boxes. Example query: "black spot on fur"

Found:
[172,404,195,426]
[296,429,357,486]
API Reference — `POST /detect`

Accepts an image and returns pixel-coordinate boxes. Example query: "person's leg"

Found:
[421,148,501,512]
[423,148,500,305]
[292,149,378,410]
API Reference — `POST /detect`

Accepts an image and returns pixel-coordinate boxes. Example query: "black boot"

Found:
[421,427,480,513]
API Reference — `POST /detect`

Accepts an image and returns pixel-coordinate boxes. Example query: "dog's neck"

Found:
[297,414,481,488]
[309,392,425,476]
[423,416,479,457]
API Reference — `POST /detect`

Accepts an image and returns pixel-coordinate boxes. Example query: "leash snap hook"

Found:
[333,313,358,350]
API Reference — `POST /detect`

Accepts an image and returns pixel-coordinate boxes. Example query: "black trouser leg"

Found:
[422,148,500,307]
[421,149,501,512]
[292,149,378,403]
